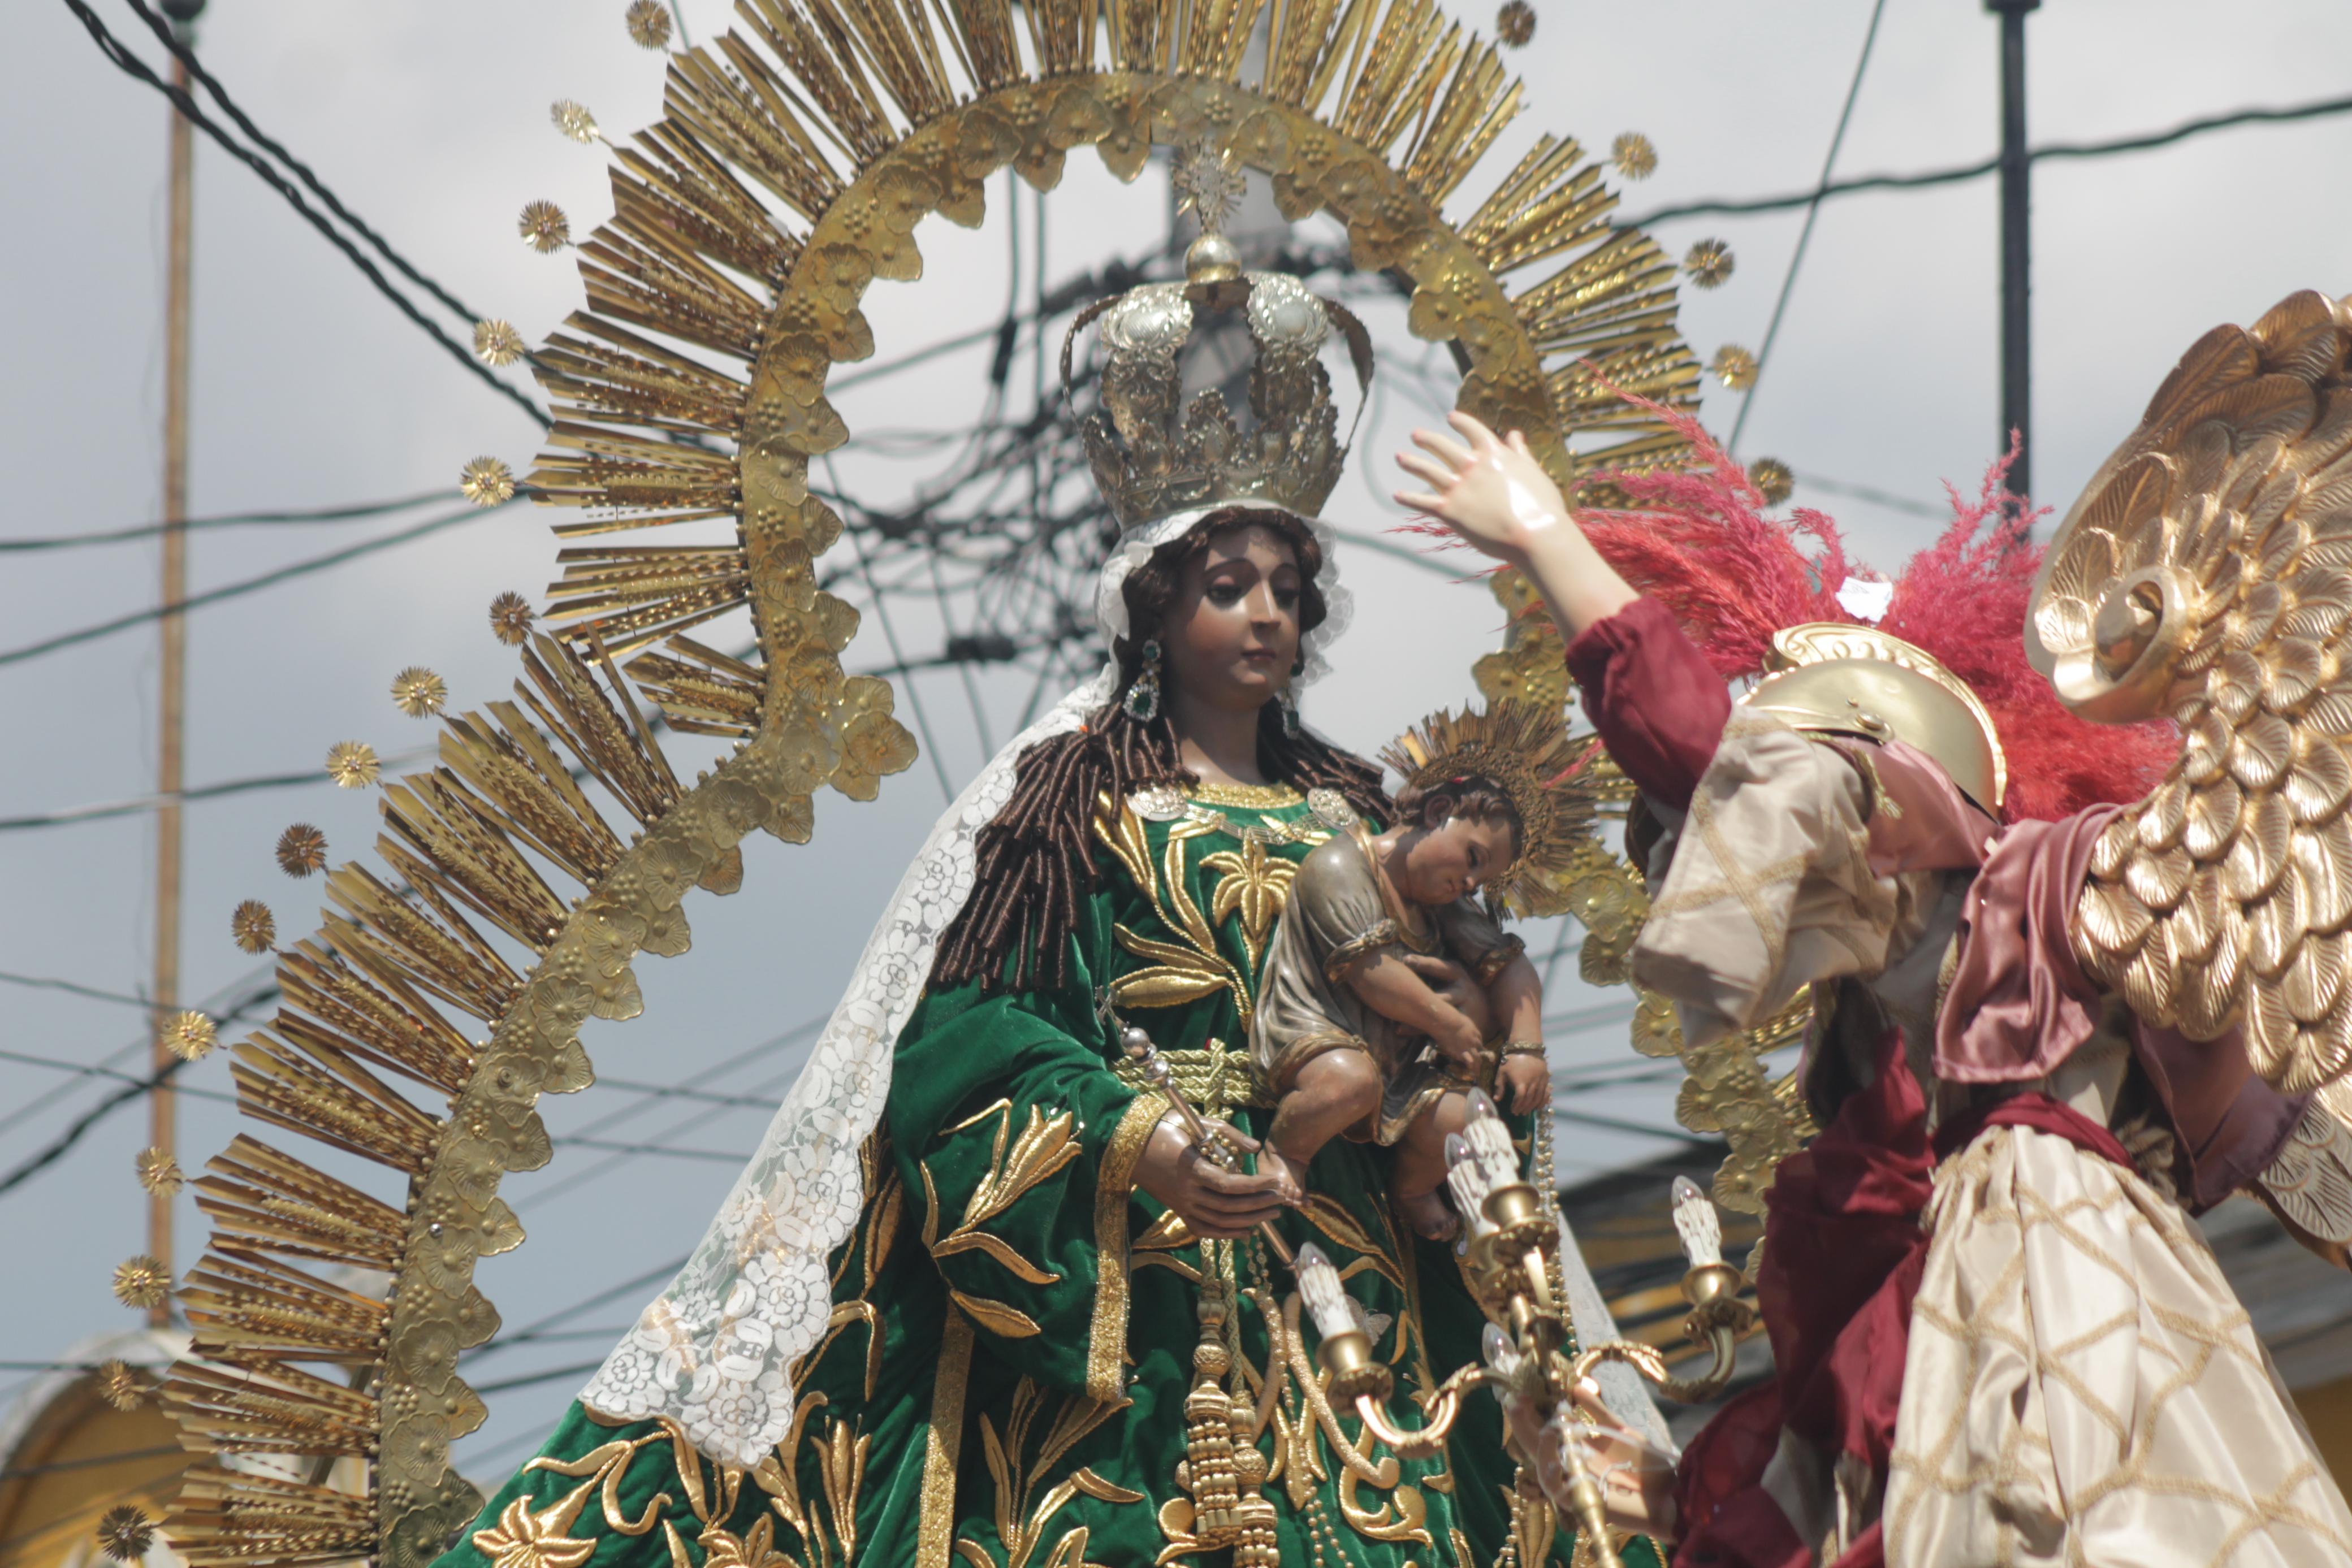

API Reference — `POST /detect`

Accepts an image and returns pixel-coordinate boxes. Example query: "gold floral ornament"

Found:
[391,665,448,718]
[1380,701,1598,918]
[1683,239,1735,289]
[1201,837,1298,971]
[111,1255,171,1310]
[461,456,516,507]
[1711,344,1758,392]
[473,319,526,367]
[622,0,671,49]
[1748,457,1794,505]
[136,1147,184,1196]
[166,1010,217,1062]
[829,677,918,800]
[95,1359,143,1411]
[98,1505,155,1562]
[325,740,381,789]
[471,1494,596,1568]
[1496,0,1536,47]
[489,590,535,644]
[1612,132,1659,180]
[229,898,275,954]
[516,200,570,254]
[274,822,327,877]
[550,99,603,146]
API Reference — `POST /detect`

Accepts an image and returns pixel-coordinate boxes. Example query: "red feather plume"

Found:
[1568,402,2174,822]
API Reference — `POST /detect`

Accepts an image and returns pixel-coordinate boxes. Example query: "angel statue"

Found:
[429,206,1657,1567]
[1398,290,2352,1567]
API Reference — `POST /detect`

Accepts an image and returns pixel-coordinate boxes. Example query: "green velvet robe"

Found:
[437,786,1657,1568]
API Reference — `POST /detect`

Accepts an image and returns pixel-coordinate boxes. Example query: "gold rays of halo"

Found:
[150,0,1712,1558]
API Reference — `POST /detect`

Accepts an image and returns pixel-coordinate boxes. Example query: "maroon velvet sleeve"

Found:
[1562,597,1732,811]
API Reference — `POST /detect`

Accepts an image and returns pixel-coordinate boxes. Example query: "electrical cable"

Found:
[0,745,440,833]
[0,488,459,551]
[0,971,161,1010]
[0,1045,237,1105]
[1727,0,1887,454]
[1620,89,2352,231]
[0,500,516,671]
[0,974,278,1192]
[553,1136,753,1162]
[120,0,492,331]
[54,0,548,428]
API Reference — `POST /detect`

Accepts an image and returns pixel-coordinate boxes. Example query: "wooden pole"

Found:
[149,47,197,1328]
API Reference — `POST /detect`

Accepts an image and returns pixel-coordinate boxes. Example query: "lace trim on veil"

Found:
[580,507,1343,1466]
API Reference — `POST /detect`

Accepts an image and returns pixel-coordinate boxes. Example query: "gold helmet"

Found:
[1740,623,2007,815]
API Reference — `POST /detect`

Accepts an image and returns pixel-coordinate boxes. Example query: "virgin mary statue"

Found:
[430,222,1658,1568]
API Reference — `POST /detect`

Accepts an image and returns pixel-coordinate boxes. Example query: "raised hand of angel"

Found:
[1391,411,1637,638]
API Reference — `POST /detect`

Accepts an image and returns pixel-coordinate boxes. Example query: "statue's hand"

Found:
[1134,1112,1294,1238]
[1392,412,1572,564]
[1498,1052,1549,1117]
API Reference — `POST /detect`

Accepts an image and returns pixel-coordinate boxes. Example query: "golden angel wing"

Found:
[2031,289,2352,1095]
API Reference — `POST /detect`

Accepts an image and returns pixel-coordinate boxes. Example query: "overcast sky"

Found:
[4,0,2350,1478]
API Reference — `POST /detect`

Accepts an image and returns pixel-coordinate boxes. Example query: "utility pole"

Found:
[149,0,206,1326]
[1987,0,2038,504]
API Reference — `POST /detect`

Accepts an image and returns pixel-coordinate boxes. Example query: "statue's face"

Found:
[1161,523,1303,714]
[1397,809,1516,907]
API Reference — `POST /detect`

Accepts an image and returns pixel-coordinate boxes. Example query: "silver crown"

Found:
[1060,154,1372,532]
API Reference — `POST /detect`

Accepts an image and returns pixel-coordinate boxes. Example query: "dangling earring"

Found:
[1123,639,1162,722]
[1277,686,1301,737]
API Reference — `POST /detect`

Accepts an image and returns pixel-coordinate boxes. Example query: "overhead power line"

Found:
[0,499,514,671]
[1620,89,2352,231]
[1727,0,1886,454]
[55,0,548,428]
[0,971,279,1193]
[0,489,458,552]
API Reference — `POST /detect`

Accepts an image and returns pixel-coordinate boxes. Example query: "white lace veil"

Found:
[580,507,1350,1467]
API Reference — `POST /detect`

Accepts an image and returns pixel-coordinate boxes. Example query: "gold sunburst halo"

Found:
[1711,344,1757,391]
[391,666,448,718]
[166,1010,217,1062]
[1611,132,1658,180]
[136,1147,184,1196]
[96,1359,144,1411]
[624,0,672,49]
[551,99,602,145]
[275,822,328,877]
[230,898,276,953]
[489,591,536,645]
[1683,238,1734,289]
[474,319,526,367]
[1495,0,1534,47]
[1748,457,1794,505]
[98,1506,155,1562]
[111,1256,171,1311]
[461,457,516,507]
[325,741,381,789]
[517,200,571,253]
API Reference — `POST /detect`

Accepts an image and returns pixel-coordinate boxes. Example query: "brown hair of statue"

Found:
[929,508,1390,993]
[1389,774,1525,863]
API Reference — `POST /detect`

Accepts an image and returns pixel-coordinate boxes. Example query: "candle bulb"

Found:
[1671,1175,1723,1268]
[1445,1133,1490,1224]
[1294,1242,1356,1341]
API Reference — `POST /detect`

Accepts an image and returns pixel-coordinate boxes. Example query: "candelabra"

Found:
[1285,1095,1756,1568]
[1126,1019,1757,1568]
